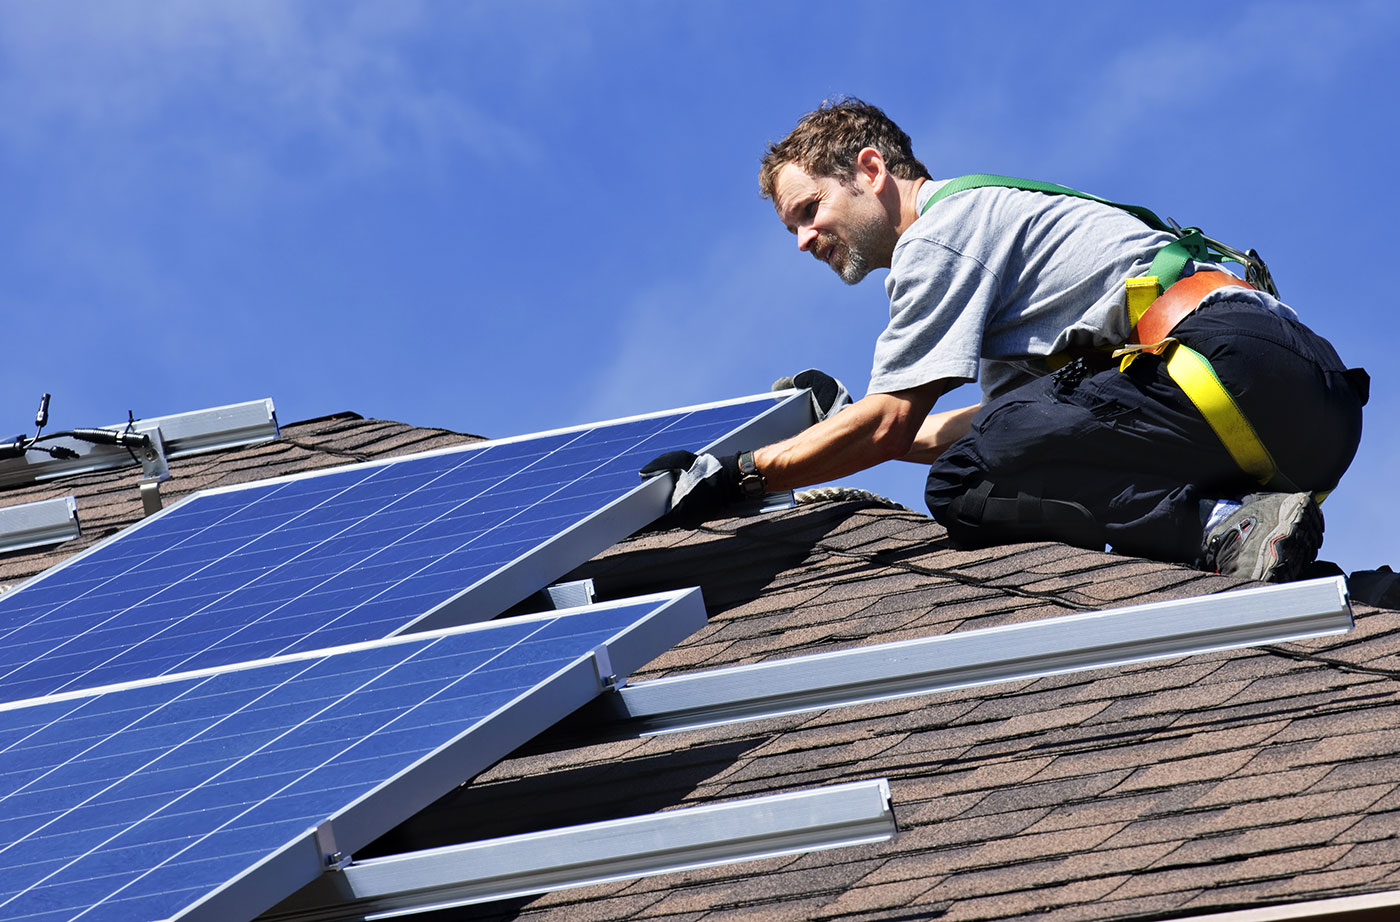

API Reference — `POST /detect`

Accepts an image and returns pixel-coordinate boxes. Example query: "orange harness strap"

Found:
[1131,270,1254,345]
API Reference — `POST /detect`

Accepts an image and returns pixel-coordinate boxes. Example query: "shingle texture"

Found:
[2,413,1397,922]
[373,502,1400,922]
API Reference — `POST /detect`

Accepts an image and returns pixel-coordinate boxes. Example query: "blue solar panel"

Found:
[0,394,807,705]
[0,590,705,922]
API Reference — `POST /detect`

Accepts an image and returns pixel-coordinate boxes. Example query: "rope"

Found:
[793,486,916,512]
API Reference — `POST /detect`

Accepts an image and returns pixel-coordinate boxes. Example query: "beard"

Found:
[814,210,892,285]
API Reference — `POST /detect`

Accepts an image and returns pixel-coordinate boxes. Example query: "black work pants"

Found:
[924,297,1366,564]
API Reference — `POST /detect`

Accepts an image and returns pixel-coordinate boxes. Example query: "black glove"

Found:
[772,368,853,422]
[639,450,743,526]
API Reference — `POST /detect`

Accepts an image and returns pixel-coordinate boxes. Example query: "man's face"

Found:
[772,161,895,285]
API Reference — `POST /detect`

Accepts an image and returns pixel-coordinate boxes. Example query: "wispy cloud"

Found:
[0,2,541,193]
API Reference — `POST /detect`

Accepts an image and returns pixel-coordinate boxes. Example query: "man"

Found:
[643,98,1366,582]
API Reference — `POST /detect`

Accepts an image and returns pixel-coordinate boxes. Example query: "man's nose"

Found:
[797,226,817,251]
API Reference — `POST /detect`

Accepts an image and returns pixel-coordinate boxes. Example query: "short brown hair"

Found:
[759,98,931,200]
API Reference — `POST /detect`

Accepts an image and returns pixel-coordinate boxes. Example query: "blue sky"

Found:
[2,1,1396,574]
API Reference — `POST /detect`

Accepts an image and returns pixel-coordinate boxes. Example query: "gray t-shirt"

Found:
[871,181,1194,400]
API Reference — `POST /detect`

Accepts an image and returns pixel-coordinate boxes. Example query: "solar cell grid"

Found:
[0,591,703,922]
[0,394,804,705]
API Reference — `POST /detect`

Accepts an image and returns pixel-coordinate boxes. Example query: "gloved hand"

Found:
[639,450,743,526]
[772,368,853,422]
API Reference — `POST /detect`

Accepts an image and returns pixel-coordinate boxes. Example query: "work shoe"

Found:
[1200,492,1323,583]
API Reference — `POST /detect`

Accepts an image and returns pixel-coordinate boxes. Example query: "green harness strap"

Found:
[919,173,1208,292]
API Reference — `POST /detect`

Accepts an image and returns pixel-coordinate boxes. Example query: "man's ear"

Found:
[855,147,888,193]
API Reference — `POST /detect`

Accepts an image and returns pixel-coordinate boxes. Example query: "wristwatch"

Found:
[736,450,767,497]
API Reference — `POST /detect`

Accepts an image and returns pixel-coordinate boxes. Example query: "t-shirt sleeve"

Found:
[868,234,1002,395]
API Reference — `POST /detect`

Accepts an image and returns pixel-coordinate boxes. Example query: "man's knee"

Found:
[929,478,1105,551]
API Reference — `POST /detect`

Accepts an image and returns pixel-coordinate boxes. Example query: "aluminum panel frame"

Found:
[1,392,809,614]
[259,779,895,921]
[596,577,1354,734]
[0,495,79,553]
[387,389,812,633]
[0,590,706,922]
[173,590,707,922]
[0,394,809,704]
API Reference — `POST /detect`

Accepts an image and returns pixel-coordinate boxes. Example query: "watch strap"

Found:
[736,450,766,497]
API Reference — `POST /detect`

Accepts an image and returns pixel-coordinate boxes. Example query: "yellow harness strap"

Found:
[1115,339,1286,490]
[1124,276,1162,329]
[1050,276,1327,501]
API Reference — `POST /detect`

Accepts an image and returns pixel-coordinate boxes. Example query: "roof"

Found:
[2,410,1397,922]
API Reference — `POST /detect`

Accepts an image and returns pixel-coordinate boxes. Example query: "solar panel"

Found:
[0,589,706,922]
[0,393,809,705]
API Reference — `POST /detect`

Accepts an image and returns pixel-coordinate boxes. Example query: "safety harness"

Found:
[919,174,1301,495]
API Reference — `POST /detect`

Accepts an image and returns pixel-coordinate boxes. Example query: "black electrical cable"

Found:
[0,394,149,462]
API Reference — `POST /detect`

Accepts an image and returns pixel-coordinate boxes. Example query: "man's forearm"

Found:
[753,381,949,491]
[899,403,980,464]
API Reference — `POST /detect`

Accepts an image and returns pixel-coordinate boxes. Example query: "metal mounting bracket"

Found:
[543,578,595,610]
[592,644,619,690]
[314,821,350,872]
[132,423,170,484]
[133,424,170,516]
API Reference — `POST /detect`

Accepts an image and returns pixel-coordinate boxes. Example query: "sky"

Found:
[1,1,1396,574]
